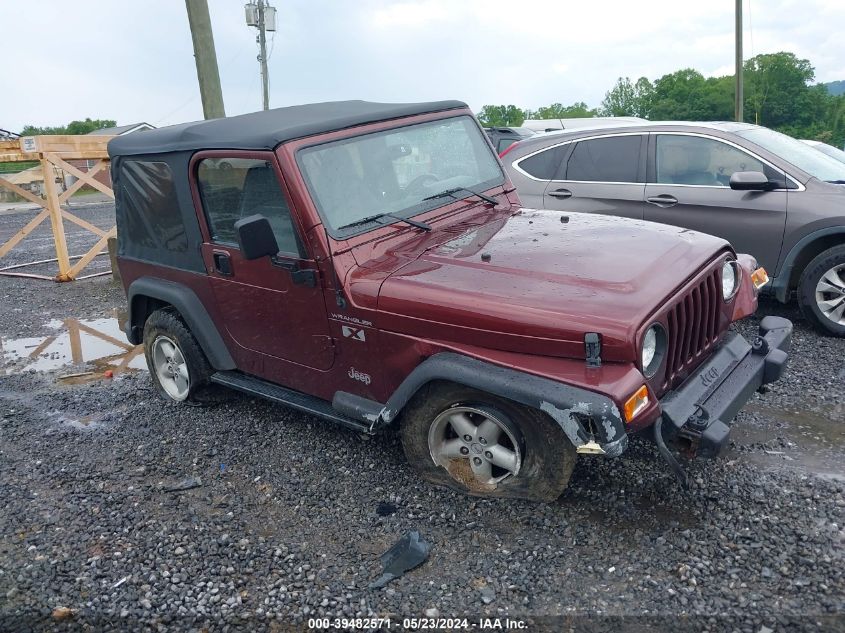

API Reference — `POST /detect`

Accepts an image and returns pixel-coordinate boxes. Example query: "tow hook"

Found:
[654,415,689,489]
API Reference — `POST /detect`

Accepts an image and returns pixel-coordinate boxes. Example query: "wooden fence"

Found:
[0,134,115,281]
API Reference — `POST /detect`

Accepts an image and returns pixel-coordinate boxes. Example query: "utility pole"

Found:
[185,0,226,119]
[245,1,276,111]
[258,0,269,110]
[735,0,743,122]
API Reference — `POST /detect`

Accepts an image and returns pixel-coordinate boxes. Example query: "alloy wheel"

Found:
[815,263,845,326]
[428,405,522,488]
[151,335,190,401]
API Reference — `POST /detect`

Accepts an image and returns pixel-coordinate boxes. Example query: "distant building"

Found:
[86,122,155,136]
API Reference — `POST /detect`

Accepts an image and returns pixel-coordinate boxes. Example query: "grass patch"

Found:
[0,161,38,174]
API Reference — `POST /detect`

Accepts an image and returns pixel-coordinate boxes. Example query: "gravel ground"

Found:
[0,205,844,632]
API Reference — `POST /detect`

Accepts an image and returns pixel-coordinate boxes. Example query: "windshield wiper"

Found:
[422,186,499,206]
[338,212,431,232]
[826,179,845,184]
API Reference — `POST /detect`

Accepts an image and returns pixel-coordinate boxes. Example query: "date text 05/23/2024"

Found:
[307,617,528,630]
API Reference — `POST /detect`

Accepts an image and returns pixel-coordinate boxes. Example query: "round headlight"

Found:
[722,260,739,301]
[641,325,665,377]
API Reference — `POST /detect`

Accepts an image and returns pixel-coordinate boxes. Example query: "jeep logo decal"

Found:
[700,366,719,388]
[342,325,366,342]
[348,367,371,385]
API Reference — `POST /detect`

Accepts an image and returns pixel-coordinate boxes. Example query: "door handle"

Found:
[646,194,679,208]
[547,188,572,199]
[213,252,233,276]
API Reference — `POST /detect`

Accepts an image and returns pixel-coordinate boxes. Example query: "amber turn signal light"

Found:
[624,385,650,422]
[751,267,769,290]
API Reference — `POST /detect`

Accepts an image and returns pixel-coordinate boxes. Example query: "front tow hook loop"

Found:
[654,415,689,490]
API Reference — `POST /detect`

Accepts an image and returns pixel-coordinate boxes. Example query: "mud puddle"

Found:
[48,411,100,430]
[0,309,145,383]
[728,402,845,480]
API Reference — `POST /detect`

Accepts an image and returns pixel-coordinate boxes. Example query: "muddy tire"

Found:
[399,382,577,502]
[143,308,211,403]
[797,245,845,337]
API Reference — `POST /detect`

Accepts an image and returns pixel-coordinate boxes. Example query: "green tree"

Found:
[743,52,816,128]
[476,105,525,127]
[649,69,715,120]
[20,117,116,136]
[600,77,653,117]
[529,102,597,119]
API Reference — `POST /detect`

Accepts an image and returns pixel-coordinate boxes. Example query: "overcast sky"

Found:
[2,0,843,133]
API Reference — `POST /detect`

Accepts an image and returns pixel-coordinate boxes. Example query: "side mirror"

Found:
[234,214,278,260]
[730,171,775,191]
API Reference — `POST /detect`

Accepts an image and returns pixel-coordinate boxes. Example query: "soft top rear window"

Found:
[119,160,188,252]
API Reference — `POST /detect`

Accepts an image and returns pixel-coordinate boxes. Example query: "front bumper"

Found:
[657,316,792,458]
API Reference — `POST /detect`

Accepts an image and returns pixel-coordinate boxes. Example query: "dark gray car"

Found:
[504,122,845,336]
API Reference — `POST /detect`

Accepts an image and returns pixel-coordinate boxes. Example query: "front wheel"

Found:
[399,383,577,501]
[798,245,845,337]
[143,308,211,402]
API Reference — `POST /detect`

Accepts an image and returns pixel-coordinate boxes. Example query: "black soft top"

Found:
[109,99,468,157]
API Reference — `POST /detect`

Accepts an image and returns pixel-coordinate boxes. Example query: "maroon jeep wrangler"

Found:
[110,100,791,500]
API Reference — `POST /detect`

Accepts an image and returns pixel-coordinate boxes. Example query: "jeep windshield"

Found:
[298,115,504,237]
[736,126,845,184]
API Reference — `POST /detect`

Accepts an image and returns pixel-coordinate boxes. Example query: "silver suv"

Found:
[503,122,845,336]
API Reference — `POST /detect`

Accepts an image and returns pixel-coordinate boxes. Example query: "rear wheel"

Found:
[798,245,845,337]
[143,308,211,403]
[400,383,576,501]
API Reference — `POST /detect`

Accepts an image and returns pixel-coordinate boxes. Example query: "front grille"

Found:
[664,267,723,388]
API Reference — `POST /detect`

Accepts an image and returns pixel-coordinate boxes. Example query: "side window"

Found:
[655,135,783,187]
[119,160,188,252]
[565,135,642,183]
[516,145,567,180]
[197,158,304,256]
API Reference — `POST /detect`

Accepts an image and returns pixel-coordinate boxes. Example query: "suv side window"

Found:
[565,135,642,183]
[655,134,785,187]
[516,145,567,180]
[197,158,304,256]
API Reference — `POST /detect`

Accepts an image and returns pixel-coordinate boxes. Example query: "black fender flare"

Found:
[772,227,845,302]
[126,277,236,370]
[380,352,628,457]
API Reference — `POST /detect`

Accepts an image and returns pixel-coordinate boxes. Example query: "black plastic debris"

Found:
[369,531,431,589]
[376,501,397,517]
[164,476,202,492]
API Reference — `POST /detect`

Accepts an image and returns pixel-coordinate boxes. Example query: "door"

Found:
[644,133,788,272]
[194,154,334,372]
[541,133,646,219]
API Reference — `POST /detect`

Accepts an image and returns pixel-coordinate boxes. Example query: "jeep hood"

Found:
[376,209,731,362]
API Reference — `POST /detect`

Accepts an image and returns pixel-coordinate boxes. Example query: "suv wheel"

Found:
[798,245,845,337]
[143,308,211,402]
[400,383,576,501]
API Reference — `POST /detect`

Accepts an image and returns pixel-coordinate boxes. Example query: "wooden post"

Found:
[107,235,121,283]
[40,157,72,280]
